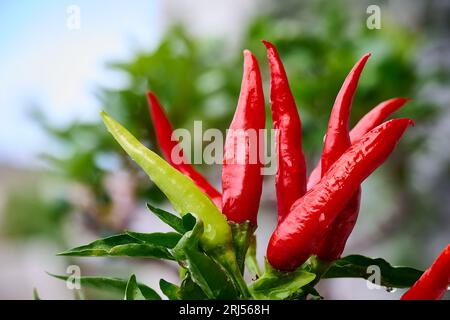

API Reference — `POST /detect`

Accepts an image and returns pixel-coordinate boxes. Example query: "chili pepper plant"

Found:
[52,41,450,300]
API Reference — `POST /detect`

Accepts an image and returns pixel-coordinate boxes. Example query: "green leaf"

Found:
[182,213,196,232]
[49,273,161,300]
[249,260,316,300]
[306,287,323,300]
[245,232,262,279]
[58,234,173,260]
[323,254,423,288]
[124,275,146,300]
[178,273,208,300]
[290,284,323,300]
[126,231,181,248]
[147,203,185,233]
[159,279,180,300]
[171,217,239,299]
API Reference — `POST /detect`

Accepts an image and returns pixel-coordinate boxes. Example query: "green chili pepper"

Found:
[101,111,230,251]
[101,112,250,298]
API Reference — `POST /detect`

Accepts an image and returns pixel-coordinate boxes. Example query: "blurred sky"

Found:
[0,0,160,166]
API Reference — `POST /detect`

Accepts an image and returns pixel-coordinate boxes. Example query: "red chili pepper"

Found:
[350,97,410,142]
[222,50,265,225]
[321,53,370,174]
[401,244,450,300]
[307,97,410,190]
[314,191,361,261]
[313,54,369,261]
[267,118,413,271]
[262,40,307,222]
[147,92,222,208]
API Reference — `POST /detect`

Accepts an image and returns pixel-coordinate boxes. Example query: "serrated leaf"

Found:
[124,275,146,300]
[58,234,173,260]
[147,203,185,233]
[126,231,181,248]
[171,217,239,300]
[323,254,423,288]
[249,260,316,300]
[49,274,161,300]
[159,279,180,300]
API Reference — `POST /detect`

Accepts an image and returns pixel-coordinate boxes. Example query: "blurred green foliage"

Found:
[1,184,69,241]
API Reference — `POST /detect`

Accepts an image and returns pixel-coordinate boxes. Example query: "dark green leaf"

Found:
[58,234,173,260]
[306,287,323,300]
[126,231,181,248]
[147,203,185,233]
[182,213,196,232]
[172,218,239,299]
[290,284,323,300]
[159,279,180,300]
[323,254,423,288]
[249,260,316,300]
[124,275,146,300]
[178,273,208,300]
[49,273,161,300]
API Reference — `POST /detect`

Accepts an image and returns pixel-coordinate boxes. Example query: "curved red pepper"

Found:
[267,118,413,271]
[307,97,410,190]
[314,191,361,261]
[321,53,370,173]
[401,244,450,300]
[222,50,265,225]
[263,40,307,222]
[147,92,222,208]
[350,97,410,142]
[313,54,369,261]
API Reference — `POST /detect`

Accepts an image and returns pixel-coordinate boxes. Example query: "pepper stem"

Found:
[212,247,251,299]
[230,221,257,274]
[308,255,332,287]
[245,233,262,279]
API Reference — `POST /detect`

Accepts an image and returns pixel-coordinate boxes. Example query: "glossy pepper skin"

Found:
[350,97,410,142]
[146,92,222,208]
[222,50,265,225]
[401,244,450,300]
[314,54,370,261]
[314,191,361,261]
[267,118,413,271]
[263,40,307,222]
[101,112,231,252]
[321,53,370,173]
[307,97,410,189]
